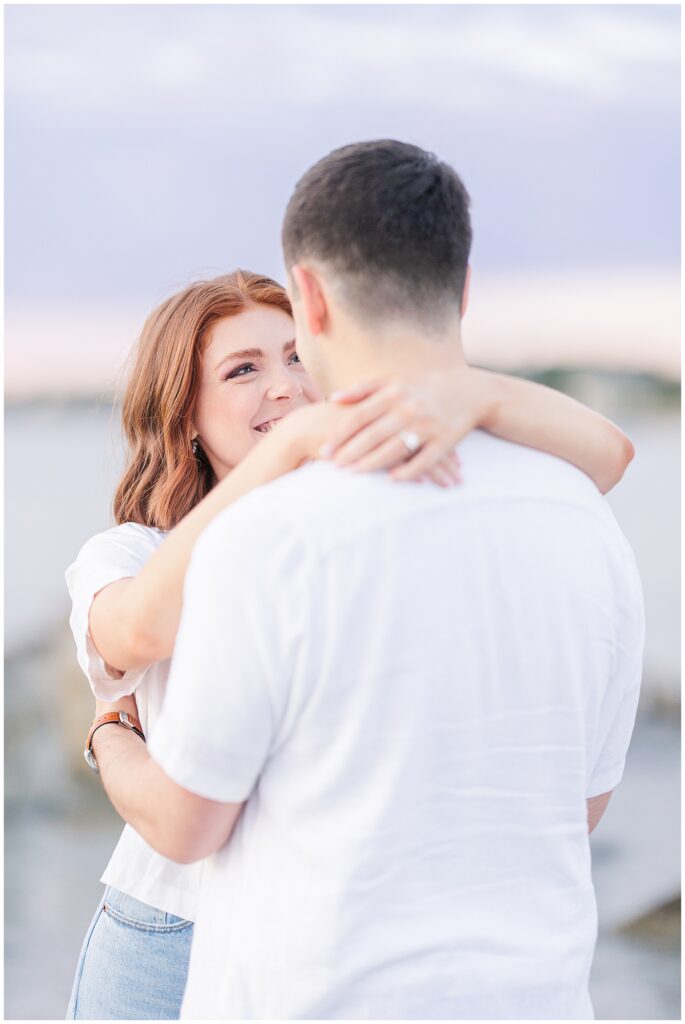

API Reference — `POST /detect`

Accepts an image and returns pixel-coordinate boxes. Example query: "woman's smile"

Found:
[253,417,283,434]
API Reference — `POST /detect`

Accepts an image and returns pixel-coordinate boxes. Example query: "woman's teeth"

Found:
[255,420,276,433]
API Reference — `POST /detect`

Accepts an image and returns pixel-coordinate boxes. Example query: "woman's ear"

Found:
[291,265,328,335]
[460,265,471,319]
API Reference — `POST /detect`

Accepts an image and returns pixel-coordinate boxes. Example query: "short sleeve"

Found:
[149,498,309,804]
[65,523,166,700]
[586,540,645,798]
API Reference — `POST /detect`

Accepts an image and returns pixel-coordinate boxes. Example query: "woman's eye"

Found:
[225,363,256,380]
[289,352,301,365]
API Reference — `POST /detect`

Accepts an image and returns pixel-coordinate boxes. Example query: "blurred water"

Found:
[604,412,680,696]
[5,402,125,655]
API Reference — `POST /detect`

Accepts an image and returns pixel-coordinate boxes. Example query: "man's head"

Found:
[281,140,473,388]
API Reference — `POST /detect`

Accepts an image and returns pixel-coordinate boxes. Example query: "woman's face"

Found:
[193,303,321,481]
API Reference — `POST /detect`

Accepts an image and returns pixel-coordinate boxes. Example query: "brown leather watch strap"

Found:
[87,711,145,747]
[84,711,146,772]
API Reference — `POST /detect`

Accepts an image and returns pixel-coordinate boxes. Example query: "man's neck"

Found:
[321,319,468,396]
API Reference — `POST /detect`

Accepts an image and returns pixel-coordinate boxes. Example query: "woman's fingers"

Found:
[445,450,462,478]
[320,382,412,457]
[333,407,463,480]
[319,379,466,483]
[332,411,408,467]
[321,377,483,465]
[343,427,463,483]
[390,437,461,482]
[344,436,423,475]
[402,450,461,486]
[425,465,456,487]
[435,453,462,484]
[342,433,421,474]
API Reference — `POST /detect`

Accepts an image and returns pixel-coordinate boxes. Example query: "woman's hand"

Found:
[319,366,635,495]
[290,367,499,484]
[275,394,462,487]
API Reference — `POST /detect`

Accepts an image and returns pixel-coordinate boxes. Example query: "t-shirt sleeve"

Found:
[64,524,164,701]
[586,540,645,798]
[149,500,309,804]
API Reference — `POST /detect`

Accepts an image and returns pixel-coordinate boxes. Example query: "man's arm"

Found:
[91,711,243,864]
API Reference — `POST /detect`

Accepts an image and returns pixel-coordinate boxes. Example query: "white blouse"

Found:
[65,522,203,921]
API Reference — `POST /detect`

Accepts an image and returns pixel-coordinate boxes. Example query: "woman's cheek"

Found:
[220,395,259,458]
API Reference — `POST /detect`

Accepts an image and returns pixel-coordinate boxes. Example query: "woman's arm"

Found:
[90,692,241,864]
[89,424,310,674]
[339,367,633,494]
[473,369,634,494]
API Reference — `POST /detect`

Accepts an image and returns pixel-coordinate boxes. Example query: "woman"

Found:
[65,270,633,1019]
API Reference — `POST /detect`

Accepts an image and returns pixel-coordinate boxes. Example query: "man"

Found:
[94,141,644,1018]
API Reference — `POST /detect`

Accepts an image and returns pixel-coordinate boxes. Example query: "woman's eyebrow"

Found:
[215,340,297,372]
[215,348,263,371]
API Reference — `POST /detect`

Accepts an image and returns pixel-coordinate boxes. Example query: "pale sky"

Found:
[5,4,680,394]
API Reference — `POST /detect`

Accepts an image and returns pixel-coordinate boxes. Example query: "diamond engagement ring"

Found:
[398,430,421,455]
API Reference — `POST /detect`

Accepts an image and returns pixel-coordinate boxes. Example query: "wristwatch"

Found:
[84,711,145,773]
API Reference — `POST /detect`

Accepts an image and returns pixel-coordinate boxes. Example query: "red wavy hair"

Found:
[113,270,292,530]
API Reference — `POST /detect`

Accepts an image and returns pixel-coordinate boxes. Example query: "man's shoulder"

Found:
[194,465,330,557]
[456,431,613,517]
[195,462,398,565]
[458,431,595,491]
[461,433,640,581]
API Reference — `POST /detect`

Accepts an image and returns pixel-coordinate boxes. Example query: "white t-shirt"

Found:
[65,522,203,922]
[151,432,644,1020]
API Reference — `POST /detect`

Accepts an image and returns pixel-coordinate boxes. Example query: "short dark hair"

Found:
[282,140,472,328]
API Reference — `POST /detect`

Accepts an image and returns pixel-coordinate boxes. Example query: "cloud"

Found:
[4,5,679,307]
[6,5,679,120]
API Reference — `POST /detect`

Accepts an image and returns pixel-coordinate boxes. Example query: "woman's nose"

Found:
[265,368,303,401]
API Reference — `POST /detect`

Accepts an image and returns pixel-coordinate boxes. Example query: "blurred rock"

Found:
[620,897,681,950]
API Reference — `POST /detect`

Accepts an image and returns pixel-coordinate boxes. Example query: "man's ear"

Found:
[291,264,328,335]
[460,264,471,318]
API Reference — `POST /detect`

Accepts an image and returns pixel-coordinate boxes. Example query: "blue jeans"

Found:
[66,886,194,1020]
